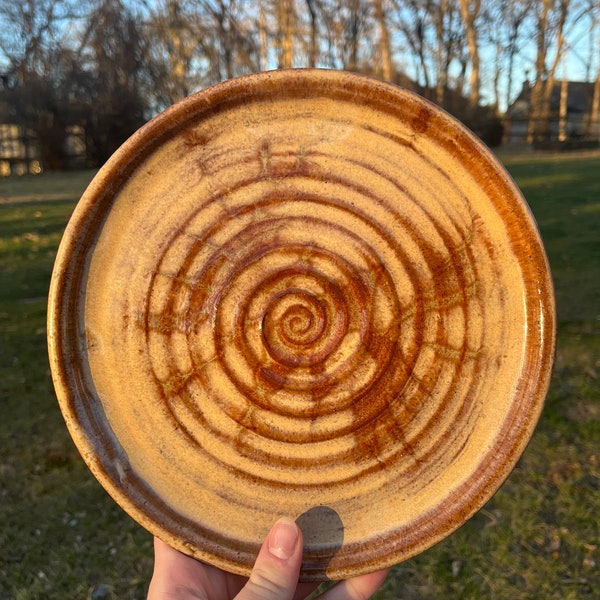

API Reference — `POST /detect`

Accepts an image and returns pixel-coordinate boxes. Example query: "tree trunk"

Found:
[434,0,449,106]
[374,0,392,80]
[558,76,568,142]
[528,0,550,142]
[277,0,295,68]
[259,1,268,71]
[529,0,570,142]
[458,0,481,109]
[305,0,318,68]
[589,69,600,138]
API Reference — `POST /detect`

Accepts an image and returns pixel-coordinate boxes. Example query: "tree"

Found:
[457,0,481,109]
[276,0,296,68]
[374,0,393,80]
[0,0,79,81]
[488,0,533,110]
[78,0,149,164]
[391,1,467,105]
[145,0,205,107]
[338,0,373,71]
[527,0,589,143]
[195,1,259,82]
[0,0,88,169]
[303,0,320,67]
[3,0,600,170]
[391,0,434,89]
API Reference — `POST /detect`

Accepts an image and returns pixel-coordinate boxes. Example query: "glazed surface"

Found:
[48,70,555,580]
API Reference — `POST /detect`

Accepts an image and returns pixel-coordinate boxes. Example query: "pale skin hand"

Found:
[148,517,390,600]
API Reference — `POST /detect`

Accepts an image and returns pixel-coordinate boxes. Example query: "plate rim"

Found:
[47,68,556,580]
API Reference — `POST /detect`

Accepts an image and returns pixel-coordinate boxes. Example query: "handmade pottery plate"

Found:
[47,69,555,581]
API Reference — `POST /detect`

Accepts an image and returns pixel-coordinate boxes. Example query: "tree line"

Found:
[1,0,598,169]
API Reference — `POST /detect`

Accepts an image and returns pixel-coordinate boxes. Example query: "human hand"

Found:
[147,517,389,600]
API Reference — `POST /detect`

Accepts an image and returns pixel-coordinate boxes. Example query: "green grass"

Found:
[0,154,598,598]
[378,151,600,599]
[0,172,153,599]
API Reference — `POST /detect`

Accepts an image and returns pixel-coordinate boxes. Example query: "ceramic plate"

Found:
[47,69,555,581]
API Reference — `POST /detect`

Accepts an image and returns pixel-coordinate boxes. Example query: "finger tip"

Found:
[269,517,302,560]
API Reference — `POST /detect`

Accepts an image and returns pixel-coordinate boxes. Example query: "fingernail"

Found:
[268,517,300,560]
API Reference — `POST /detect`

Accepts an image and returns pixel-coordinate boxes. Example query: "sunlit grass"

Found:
[379,150,600,599]
[1,153,598,598]
[0,171,154,599]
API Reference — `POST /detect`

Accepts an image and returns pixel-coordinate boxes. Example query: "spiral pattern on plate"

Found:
[141,150,488,495]
[48,70,555,580]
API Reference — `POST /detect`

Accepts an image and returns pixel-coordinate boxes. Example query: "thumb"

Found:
[236,517,303,600]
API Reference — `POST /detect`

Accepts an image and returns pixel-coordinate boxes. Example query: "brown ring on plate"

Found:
[47,69,555,581]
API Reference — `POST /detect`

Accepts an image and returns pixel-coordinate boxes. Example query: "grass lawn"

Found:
[1,153,598,599]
